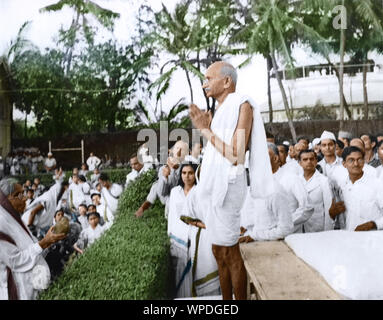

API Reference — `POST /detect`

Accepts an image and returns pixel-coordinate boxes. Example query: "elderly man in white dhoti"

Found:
[0,179,66,300]
[188,61,274,300]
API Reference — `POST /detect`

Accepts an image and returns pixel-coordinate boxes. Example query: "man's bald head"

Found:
[350,138,365,153]
[213,61,237,86]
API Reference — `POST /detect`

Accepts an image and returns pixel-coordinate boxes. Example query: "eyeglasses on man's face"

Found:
[345,158,364,165]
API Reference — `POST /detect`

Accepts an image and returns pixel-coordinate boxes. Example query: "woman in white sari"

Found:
[167,162,198,298]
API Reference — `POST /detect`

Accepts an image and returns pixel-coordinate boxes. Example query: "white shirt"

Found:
[299,170,334,232]
[274,167,314,232]
[318,156,343,179]
[241,178,294,241]
[68,183,86,209]
[86,156,101,171]
[339,173,383,231]
[283,158,303,176]
[76,224,105,249]
[125,166,148,189]
[77,215,89,230]
[101,183,123,215]
[44,157,56,169]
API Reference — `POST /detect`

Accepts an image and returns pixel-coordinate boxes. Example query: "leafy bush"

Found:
[39,169,171,300]
[11,168,131,188]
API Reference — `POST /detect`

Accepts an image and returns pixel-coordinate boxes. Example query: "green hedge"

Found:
[39,169,171,300]
[11,168,131,187]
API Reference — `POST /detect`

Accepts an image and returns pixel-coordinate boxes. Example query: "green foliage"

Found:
[39,169,170,300]
[296,102,337,121]
[12,168,130,188]
[11,40,152,137]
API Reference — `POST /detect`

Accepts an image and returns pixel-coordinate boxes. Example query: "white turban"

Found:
[320,130,336,143]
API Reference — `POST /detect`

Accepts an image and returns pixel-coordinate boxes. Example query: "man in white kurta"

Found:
[125,153,150,189]
[98,173,123,217]
[268,145,314,233]
[0,179,65,300]
[188,61,274,300]
[334,146,383,231]
[240,178,294,242]
[298,150,334,232]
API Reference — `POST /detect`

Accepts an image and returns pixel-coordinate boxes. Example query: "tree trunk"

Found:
[339,0,346,130]
[24,112,27,139]
[327,60,352,118]
[362,54,369,120]
[270,49,297,143]
[184,69,194,103]
[267,54,273,123]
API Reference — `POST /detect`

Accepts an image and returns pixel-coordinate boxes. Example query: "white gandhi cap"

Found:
[320,130,336,142]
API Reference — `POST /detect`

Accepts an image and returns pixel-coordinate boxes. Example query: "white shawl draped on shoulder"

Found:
[198,92,274,208]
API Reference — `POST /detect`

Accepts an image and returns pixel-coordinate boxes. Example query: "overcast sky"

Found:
[3,0,379,124]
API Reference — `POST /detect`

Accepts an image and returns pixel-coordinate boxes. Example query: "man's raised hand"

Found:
[189,103,212,131]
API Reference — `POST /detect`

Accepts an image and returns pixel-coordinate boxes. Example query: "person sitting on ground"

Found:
[22,170,69,239]
[73,212,106,255]
[77,204,89,230]
[91,192,113,226]
[78,163,88,177]
[44,209,81,281]
[68,168,79,184]
[44,152,56,173]
[68,174,86,212]
[33,177,45,198]
[78,175,91,205]
[330,146,383,231]
[25,189,35,207]
[90,168,101,189]
[98,173,123,217]
[22,180,32,196]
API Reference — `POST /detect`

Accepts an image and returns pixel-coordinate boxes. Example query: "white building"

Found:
[260,62,383,123]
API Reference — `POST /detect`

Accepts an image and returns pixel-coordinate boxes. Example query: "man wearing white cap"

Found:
[44,152,56,173]
[318,131,343,178]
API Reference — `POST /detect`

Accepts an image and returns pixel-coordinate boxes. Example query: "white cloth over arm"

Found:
[0,207,50,300]
[101,183,122,214]
[241,179,294,241]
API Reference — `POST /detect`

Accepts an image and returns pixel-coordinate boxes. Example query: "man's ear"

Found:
[372,141,376,149]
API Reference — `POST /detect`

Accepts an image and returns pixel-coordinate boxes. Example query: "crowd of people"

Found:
[2,61,383,301]
[0,149,138,178]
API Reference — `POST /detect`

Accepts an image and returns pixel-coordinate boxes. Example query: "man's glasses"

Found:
[345,158,364,165]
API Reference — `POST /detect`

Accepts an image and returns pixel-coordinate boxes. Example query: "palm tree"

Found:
[39,0,120,74]
[235,0,331,143]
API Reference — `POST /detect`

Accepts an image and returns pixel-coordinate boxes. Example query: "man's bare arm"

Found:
[190,102,253,165]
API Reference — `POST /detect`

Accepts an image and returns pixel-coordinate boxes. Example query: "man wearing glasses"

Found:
[330,146,383,231]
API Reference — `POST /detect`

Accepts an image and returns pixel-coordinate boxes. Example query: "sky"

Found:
[3,0,379,124]
[0,0,271,123]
